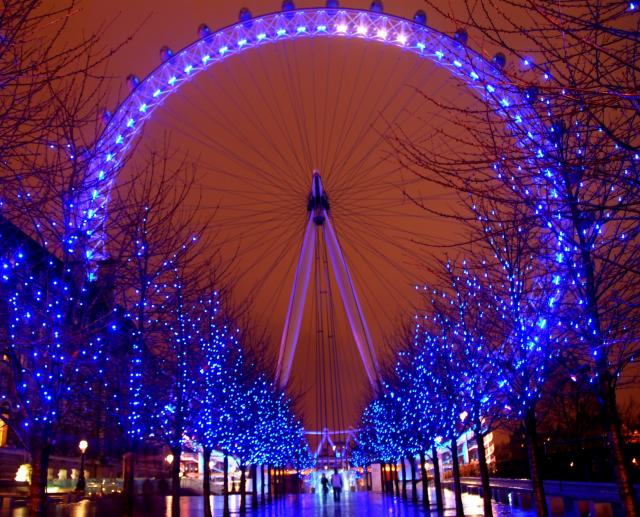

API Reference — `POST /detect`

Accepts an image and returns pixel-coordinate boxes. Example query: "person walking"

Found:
[320,473,330,502]
[331,469,343,502]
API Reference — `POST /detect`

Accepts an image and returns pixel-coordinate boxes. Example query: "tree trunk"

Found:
[381,463,387,494]
[450,437,465,517]
[419,450,430,508]
[600,378,639,517]
[409,454,418,503]
[28,441,50,517]
[122,449,136,516]
[432,445,444,514]
[272,467,277,498]
[278,467,282,497]
[170,445,181,517]
[393,463,400,497]
[223,455,230,517]
[401,457,408,500]
[261,464,266,502]
[524,408,548,517]
[239,464,247,514]
[283,467,287,495]
[272,467,278,498]
[475,430,493,517]
[267,464,272,502]
[608,415,639,517]
[365,463,371,491]
[202,447,212,517]
[284,467,288,495]
[251,464,258,508]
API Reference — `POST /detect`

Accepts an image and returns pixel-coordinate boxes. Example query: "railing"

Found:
[48,478,123,495]
[452,477,640,516]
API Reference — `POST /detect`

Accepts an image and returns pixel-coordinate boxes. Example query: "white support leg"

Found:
[276,216,316,388]
[323,216,381,391]
[277,172,381,393]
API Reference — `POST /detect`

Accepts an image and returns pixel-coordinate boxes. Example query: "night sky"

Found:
[67,1,516,437]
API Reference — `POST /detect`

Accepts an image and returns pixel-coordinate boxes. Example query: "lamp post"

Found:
[165,453,174,476]
[76,440,88,493]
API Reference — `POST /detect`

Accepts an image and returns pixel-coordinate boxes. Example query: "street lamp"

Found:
[165,454,174,479]
[76,440,88,493]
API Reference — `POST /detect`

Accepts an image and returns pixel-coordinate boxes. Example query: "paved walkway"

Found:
[231,491,536,517]
[3,491,537,516]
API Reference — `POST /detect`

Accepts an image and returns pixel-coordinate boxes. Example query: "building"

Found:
[0,215,133,485]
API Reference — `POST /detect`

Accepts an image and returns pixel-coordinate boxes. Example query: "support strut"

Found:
[276,172,380,391]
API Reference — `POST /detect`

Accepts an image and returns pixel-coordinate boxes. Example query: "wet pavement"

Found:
[3,489,536,516]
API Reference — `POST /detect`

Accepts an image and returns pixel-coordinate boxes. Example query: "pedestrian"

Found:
[331,469,342,502]
[320,472,330,501]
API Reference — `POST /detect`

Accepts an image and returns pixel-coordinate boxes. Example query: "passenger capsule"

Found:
[239,7,253,28]
[370,0,384,13]
[126,75,140,92]
[550,120,566,141]
[524,85,539,103]
[493,52,506,69]
[453,28,468,46]
[413,10,427,25]
[160,46,173,62]
[239,8,252,22]
[77,147,90,162]
[198,24,211,39]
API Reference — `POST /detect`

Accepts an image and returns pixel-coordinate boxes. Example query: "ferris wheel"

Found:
[82,0,538,453]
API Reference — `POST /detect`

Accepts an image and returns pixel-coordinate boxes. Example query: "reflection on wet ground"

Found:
[3,490,537,516]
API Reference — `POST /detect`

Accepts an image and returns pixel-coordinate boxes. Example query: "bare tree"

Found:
[472,206,559,517]
[0,7,126,514]
[422,0,639,152]
[398,2,640,513]
[105,143,209,515]
[425,257,508,517]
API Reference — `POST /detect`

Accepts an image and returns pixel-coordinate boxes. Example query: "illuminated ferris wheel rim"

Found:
[83,4,537,260]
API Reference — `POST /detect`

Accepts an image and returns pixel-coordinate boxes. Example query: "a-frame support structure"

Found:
[275,172,381,391]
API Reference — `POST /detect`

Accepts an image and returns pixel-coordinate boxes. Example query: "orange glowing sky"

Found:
[65,1,540,434]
